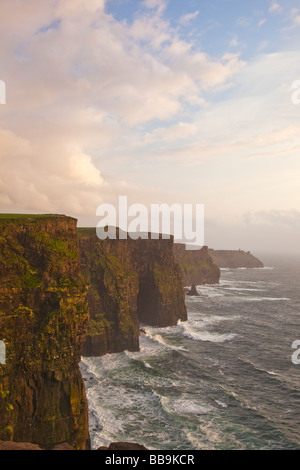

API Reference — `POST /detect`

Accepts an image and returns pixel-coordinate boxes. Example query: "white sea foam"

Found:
[160,396,214,416]
[224,287,266,292]
[215,399,228,408]
[253,267,274,270]
[181,323,236,343]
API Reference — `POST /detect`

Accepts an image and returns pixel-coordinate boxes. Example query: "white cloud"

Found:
[289,9,300,27]
[269,1,282,13]
[229,36,241,48]
[258,18,267,27]
[0,0,245,216]
[142,0,167,16]
[1,0,299,255]
[179,11,199,26]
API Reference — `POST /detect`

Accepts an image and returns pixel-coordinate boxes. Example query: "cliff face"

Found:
[208,249,264,268]
[173,244,220,286]
[131,237,187,327]
[78,229,140,357]
[0,215,90,449]
[78,229,187,356]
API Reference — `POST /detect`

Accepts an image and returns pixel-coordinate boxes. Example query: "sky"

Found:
[0,0,300,253]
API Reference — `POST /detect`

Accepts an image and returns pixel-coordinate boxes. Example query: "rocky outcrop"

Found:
[208,249,264,268]
[0,215,90,449]
[186,285,199,296]
[78,229,187,356]
[0,440,74,450]
[0,440,43,450]
[173,244,220,286]
[98,442,148,450]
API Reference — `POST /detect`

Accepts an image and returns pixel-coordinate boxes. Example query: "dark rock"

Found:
[187,285,199,296]
[98,442,148,450]
[51,443,75,450]
[0,441,42,450]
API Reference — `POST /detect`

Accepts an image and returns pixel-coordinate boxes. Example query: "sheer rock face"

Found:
[173,244,220,286]
[78,231,140,356]
[131,237,187,327]
[208,249,264,268]
[0,215,90,450]
[78,230,187,356]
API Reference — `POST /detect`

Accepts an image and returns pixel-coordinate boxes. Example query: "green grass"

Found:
[77,227,96,237]
[0,214,59,219]
[0,214,74,224]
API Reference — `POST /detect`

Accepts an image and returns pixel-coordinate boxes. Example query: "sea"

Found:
[80,253,300,450]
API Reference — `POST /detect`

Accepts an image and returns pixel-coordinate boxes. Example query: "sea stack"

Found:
[187,285,199,296]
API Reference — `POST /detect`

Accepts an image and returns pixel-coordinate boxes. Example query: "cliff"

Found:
[131,235,187,327]
[78,229,140,356]
[208,249,264,268]
[78,229,187,356]
[173,244,220,286]
[0,215,90,449]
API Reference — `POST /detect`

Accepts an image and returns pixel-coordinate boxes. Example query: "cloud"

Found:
[179,11,199,26]
[269,1,282,13]
[0,0,245,217]
[289,9,300,28]
[144,122,198,144]
[229,36,241,48]
[206,210,300,253]
[258,19,267,27]
[142,0,167,16]
[236,17,250,27]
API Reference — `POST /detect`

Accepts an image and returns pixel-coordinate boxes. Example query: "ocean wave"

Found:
[223,287,266,292]
[181,323,236,343]
[215,399,228,408]
[160,396,214,416]
[253,267,274,270]
[243,297,289,302]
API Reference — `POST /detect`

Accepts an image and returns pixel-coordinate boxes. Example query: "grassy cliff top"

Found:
[77,227,96,237]
[0,214,76,223]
